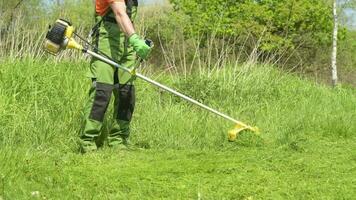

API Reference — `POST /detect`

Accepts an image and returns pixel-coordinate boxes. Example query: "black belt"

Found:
[103,16,117,24]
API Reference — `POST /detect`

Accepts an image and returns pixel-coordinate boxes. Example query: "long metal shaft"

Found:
[86,49,249,127]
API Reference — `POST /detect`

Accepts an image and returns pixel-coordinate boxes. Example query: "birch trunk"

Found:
[331,0,338,87]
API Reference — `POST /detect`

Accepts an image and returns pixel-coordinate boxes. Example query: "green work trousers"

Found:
[80,15,137,147]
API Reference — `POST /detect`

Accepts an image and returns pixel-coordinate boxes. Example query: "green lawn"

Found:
[1,140,356,199]
[0,60,355,199]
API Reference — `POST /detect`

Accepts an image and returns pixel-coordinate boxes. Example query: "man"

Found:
[79,0,152,153]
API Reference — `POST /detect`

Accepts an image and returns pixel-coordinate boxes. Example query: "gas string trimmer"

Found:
[43,19,259,141]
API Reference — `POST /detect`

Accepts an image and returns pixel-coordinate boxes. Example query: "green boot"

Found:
[107,139,128,150]
[108,119,130,149]
[80,140,97,153]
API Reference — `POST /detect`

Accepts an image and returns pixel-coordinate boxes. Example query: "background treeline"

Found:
[0,0,355,85]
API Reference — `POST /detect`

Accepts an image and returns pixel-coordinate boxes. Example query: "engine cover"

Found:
[44,19,72,55]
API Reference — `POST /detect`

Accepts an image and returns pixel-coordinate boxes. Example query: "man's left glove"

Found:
[128,33,152,60]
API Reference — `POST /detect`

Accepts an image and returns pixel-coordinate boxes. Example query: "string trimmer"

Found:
[43,19,259,141]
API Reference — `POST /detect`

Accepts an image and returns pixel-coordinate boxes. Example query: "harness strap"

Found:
[125,0,138,19]
[90,0,138,38]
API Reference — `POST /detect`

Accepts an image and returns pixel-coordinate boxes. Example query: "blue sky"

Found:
[344,8,356,28]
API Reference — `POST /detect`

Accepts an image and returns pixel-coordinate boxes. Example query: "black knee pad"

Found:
[90,82,114,122]
[115,84,135,121]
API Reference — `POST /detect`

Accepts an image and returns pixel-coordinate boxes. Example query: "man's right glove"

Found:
[128,33,152,60]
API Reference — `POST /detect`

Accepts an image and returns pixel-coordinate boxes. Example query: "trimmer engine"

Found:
[44,19,75,55]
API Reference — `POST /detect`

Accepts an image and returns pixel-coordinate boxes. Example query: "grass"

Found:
[0,59,355,199]
[2,143,356,199]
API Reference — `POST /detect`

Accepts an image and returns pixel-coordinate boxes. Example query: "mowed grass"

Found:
[0,59,355,199]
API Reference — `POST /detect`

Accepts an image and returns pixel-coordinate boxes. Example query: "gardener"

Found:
[79,0,152,153]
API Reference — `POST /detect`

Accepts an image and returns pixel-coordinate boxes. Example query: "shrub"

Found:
[170,0,334,52]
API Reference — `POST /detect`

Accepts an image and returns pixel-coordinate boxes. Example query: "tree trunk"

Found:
[331,0,338,87]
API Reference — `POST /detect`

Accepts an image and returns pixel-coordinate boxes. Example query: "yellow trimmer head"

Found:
[228,124,260,142]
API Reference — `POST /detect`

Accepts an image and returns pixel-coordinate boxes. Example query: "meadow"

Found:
[0,59,355,199]
[1,1,356,199]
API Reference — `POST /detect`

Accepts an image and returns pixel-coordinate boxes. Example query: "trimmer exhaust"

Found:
[43,19,260,142]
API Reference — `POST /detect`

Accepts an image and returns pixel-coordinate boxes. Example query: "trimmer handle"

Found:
[132,39,153,73]
[136,39,154,64]
[145,39,154,48]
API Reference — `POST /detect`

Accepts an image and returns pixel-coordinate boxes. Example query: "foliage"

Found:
[169,0,335,53]
[49,0,95,29]
[0,0,46,28]
[338,30,356,71]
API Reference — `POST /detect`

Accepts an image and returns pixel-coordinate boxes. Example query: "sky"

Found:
[344,8,356,28]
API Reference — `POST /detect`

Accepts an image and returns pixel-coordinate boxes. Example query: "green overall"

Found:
[80,3,138,151]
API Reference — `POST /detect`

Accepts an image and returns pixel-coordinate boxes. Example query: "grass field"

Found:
[0,59,355,199]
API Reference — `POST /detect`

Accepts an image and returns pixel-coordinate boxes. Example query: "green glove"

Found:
[128,33,152,59]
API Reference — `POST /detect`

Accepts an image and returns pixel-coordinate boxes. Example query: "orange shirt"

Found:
[96,0,121,16]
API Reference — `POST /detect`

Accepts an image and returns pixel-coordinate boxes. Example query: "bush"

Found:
[170,0,334,51]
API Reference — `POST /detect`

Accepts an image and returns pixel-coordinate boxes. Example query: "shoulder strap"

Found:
[90,0,138,35]
[89,8,113,36]
[125,0,138,19]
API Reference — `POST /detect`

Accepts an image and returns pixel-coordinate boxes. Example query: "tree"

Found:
[169,0,334,63]
[331,0,338,87]
[330,0,355,86]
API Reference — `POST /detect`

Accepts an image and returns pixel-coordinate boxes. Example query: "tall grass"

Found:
[0,8,91,61]
[0,58,355,152]
[0,4,355,152]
